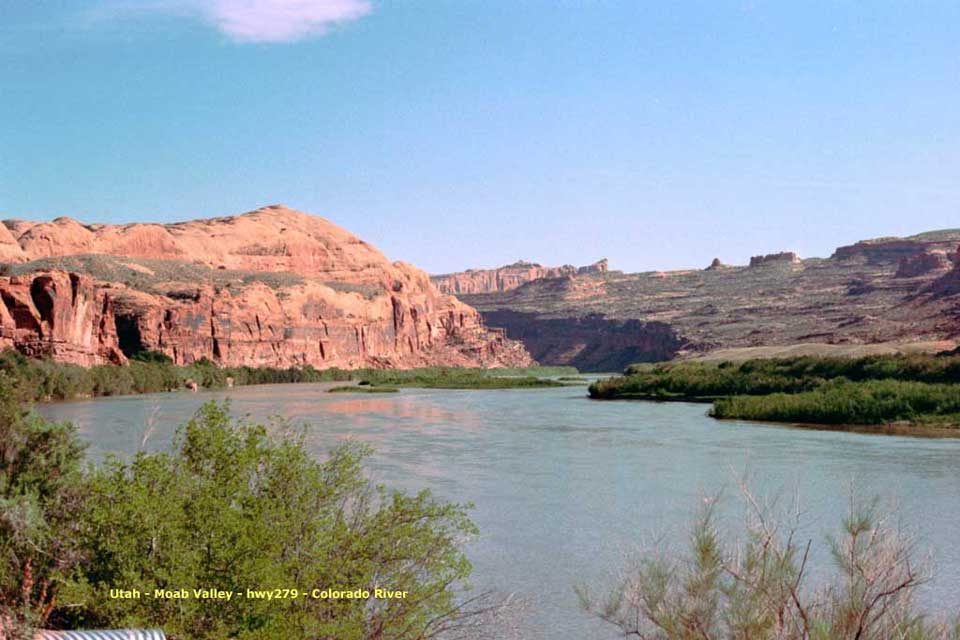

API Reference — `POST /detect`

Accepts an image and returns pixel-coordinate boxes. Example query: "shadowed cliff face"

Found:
[480,310,686,372]
[0,206,534,369]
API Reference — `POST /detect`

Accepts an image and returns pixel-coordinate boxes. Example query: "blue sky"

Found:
[1,1,958,273]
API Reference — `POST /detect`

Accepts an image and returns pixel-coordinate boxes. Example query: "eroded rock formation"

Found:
[749,252,801,267]
[894,251,954,278]
[0,206,533,369]
[0,271,125,365]
[432,259,608,295]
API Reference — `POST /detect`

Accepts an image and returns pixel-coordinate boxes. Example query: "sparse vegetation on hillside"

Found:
[9,254,306,293]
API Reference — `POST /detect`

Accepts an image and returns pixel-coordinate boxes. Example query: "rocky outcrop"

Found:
[926,263,960,299]
[749,252,801,267]
[0,207,534,369]
[0,271,125,365]
[705,258,728,270]
[833,231,960,263]
[432,259,607,294]
[894,251,954,278]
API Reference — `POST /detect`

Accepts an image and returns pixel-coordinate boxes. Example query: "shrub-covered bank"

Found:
[0,374,498,638]
[0,349,574,402]
[711,379,960,427]
[589,354,960,433]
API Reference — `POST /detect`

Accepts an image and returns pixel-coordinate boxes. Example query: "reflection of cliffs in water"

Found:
[323,396,479,427]
[479,310,686,372]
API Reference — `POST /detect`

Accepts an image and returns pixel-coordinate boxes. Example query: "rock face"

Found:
[432,259,607,295]
[894,251,954,278]
[0,271,125,366]
[0,206,533,369]
[832,230,960,263]
[749,252,801,267]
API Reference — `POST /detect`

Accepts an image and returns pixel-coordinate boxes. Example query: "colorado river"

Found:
[40,383,960,638]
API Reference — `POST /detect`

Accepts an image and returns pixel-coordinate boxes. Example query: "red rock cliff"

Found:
[432,259,608,294]
[0,206,534,369]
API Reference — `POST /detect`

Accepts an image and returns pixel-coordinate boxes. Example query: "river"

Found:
[40,383,960,638]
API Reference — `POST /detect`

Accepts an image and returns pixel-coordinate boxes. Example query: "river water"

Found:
[40,383,960,638]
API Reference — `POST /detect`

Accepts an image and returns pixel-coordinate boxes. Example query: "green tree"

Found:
[63,401,482,639]
[0,376,89,638]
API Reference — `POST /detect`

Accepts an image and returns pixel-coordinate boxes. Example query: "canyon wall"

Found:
[0,206,533,369]
[480,310,686,372]
[454,230,960,369]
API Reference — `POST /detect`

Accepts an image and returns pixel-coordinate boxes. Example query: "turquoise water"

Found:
[41,383,960,638]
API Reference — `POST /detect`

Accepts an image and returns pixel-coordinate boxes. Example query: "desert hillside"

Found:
[0,205,533,369]
[446,230,960,371]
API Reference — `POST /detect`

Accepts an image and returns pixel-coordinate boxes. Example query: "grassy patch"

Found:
[359,367,566,389]
[328,385,399,393]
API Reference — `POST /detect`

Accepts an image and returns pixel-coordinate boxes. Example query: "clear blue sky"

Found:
[2,1,958,273]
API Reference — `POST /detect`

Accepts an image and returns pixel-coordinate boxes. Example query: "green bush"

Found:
[0,392,487,638]
[0,377,89,636]
[59,402,479,639]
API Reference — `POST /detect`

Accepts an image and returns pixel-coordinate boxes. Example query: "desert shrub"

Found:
[578,485,960,639]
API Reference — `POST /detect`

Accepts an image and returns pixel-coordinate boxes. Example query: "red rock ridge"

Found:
[432,259,608,295]
[0,207,534,369]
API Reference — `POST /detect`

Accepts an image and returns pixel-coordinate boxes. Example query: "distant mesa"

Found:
[748,251,801,267]
[832,229,960,263]
[432,258,608,295]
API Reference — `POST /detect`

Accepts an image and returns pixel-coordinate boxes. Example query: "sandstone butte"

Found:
[0,205,533,369]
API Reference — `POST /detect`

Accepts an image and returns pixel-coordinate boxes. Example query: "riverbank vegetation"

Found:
[589,354,960,432]
[0,378,508,639]
[578,484,960,639]
[327,385,400,393]
[356,367,568,390]
[0,349,575,402]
